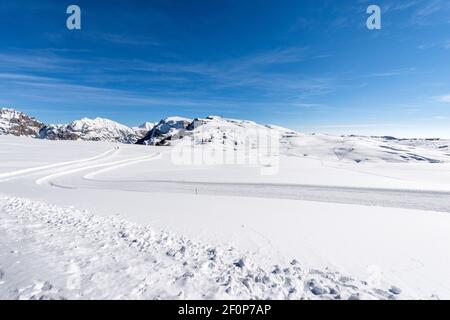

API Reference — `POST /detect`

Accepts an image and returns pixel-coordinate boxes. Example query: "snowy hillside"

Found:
[186,115,295,144]
[373,137,450,154]
[40,117,139,144]
[0,108,43,138]
[280,134,450,164]
[136,114,450,165]
[137,115,294,146]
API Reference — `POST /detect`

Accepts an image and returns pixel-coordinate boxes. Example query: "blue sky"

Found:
[1,0,450,137]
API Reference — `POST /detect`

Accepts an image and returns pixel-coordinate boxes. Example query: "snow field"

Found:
[0,196,399,300]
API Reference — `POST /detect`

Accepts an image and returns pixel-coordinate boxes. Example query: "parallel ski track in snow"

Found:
[36,152,161,186]
[0,148,118,182]
[5,145,448,213]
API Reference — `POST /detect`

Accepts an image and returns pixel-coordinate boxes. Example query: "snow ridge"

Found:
[40,117,140,144]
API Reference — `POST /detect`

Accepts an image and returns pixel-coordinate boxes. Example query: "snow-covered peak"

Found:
[0,107,17,118]
[40,117,138,143]
[137,122,155,130]
[69,117,133,133]
[163,116,192,124]
[132,122,156,140]
[0,108,43,137]
[205,115,223,121]
[136,116,193,145]
[157,117,191,133]
[1,108,31,121]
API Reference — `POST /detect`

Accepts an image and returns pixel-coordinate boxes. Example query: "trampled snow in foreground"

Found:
[0,196,398,300]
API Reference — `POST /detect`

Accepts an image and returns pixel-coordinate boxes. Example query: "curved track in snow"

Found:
[36,153,161,185]
[5,145,447,213]
[0,148,118,182]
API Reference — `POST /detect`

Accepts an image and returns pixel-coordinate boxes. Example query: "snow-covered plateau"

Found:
[1,110,450,300]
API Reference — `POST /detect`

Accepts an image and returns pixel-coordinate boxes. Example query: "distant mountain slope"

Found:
[0,108,44,138]
[136,115,296,146]
[40,117,140,144]
[136,114,450,164]
[281,134,450,164]
[132,122,156,140]
[136,116,192,145]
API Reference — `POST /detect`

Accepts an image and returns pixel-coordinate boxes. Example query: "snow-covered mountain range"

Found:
[1,108,450,164]
[40,117,141,144]
[1,108,155,144]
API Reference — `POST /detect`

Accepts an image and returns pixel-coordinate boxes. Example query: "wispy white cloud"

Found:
[414,0,444,16]
[368,68,419,78]
[410,0,450,25]
[433,94,450,103]
[0,53,82,72]
[418,39,450,50]
[382,0,423,13]
[0,68,329,114]
[0,73,58,82]
[6,46,335,101]
[83,32,160,46]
